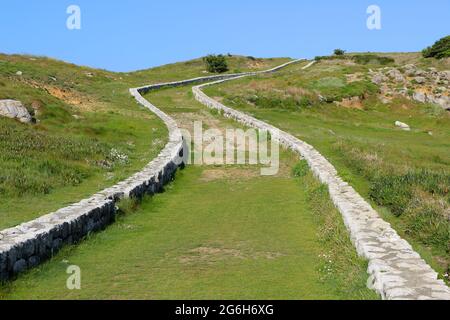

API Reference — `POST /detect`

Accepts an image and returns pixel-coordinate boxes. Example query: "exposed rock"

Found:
[15,71,22,76]
[439,71,450,81]
[386,69,405,83]
[413,92,427,103]
[403,64,417,76]
[395,121,411,131]
[414,76,426,84]
[415,69,426,76]
[371,73,388,85]
[0,99,33,123]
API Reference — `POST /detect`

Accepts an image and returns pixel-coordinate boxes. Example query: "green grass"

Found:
[0,161,376,300]
[203,57,450,281]
[1,79,378,300]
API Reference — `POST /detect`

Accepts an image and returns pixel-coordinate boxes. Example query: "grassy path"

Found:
[0,78,377,300]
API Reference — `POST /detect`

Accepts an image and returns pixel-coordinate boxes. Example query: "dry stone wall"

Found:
[192,63,450,300]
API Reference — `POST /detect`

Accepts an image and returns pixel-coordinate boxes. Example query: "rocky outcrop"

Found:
[192,63,450,300]
[370,66,450,111]
[0,100,32,123]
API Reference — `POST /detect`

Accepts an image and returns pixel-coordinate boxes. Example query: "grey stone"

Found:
[414,77,427,84]
[386,69,405,83]
[395,121,411,131]
[0,100,33,123]
[28,256,40,268]
[413,92,427,103]
[13,259,27,274]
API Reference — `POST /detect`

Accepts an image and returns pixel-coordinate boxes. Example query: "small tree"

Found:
[203,54,229,73]
[422,35,450,59]
[334,49,346,56]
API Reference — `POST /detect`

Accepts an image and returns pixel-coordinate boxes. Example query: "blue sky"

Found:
[0,0,449,72]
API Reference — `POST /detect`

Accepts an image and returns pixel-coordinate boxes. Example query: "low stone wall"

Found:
[0,86,184,282]
[192,64,450,300]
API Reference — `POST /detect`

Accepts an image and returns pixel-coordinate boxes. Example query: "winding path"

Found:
[1,59,449,300]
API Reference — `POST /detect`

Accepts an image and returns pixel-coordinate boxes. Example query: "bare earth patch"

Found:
[178,246,284,265]
[199,168,260,182]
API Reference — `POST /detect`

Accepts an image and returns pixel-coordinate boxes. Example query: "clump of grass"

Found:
[292,160,309,177]
[117,197,140,215]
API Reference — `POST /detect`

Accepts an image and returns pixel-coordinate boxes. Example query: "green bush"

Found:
[334,49,346,56]
[422,35,450,59]
[352,54,394,65]
[203,54,229,73]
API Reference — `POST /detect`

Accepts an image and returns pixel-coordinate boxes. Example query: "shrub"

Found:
[352,54,394,65]
[334,49,346,56]
[203,54,229,73]
[422,35,450,59]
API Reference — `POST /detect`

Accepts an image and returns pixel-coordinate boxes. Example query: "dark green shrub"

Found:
[334,49,346,56]
[203,54,229,73]
[352,54,394,65]
[422,35,450,59]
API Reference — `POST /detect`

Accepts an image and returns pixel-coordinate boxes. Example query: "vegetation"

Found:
[203,54,229,73]
[0,83,376,300]
[315,53,394,65]
[423,35,450,59]
[0,54,290,230]
[203,56,450,280]
[334,49,346,56]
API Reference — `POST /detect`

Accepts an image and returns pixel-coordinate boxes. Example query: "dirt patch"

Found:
[199,168,260,182]
[178,246,284,265]
[346,72,364,83]
[335,96,364,109]
[247,59,266,70]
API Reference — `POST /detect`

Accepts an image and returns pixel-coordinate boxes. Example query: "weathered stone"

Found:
[413,92,427,103]
[0,100,33,123]
[395,121,411,131]
[28,256,40,268]
[386,69,405,83]
[414,76,427,84]
[13,259,27,274]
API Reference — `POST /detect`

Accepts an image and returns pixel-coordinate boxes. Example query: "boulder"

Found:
[414,76,427,84]
[371,73,388,85]
[403,64,416,76]
[386,69,405,83]
[412,92,427,103]
[395,121,411,131]
[0,100,33,123]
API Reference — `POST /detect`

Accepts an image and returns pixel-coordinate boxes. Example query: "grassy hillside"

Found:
[1,80,376,300]
[0,54,290,230]
[203,54,450,281]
